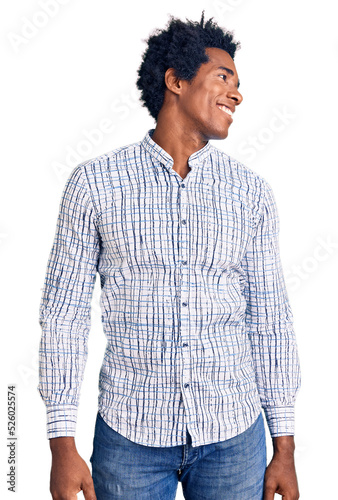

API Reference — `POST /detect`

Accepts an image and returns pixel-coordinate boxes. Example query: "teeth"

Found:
[218,105,232,116]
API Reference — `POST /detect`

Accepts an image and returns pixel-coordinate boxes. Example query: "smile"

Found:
[217,104,233,117]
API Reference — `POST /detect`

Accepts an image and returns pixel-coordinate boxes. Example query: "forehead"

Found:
[203,47,237,73]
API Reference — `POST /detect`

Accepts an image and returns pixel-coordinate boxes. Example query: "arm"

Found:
[241,181,301,499]
[38,165,100,498]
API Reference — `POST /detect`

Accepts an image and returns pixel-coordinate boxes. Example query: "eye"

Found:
[219,74,227,82]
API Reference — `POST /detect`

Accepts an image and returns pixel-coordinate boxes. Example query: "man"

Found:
[38,13,301,500]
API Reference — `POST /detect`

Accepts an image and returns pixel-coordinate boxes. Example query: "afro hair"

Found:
[136,12,240,120]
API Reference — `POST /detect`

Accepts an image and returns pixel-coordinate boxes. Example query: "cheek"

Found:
[200,93,216,114]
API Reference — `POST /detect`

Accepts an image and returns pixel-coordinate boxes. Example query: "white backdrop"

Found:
[1,0,337,498]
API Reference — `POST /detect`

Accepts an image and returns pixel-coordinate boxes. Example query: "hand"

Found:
[49,437,97,500]
[263,439,299,500]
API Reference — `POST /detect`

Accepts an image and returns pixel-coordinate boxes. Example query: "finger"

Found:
[263,487,276,500]
[51,492,77,500]
[82,480,97,500]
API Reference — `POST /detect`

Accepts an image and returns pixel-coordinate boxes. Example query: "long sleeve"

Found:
[241,180,301,437]
[38,164,100,438]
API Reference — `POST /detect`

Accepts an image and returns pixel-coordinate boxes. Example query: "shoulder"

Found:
[58,140,142,216]
[210,144,268,188]
[77,139,143,177]
[209,144,273,209]
[70,139,142,192]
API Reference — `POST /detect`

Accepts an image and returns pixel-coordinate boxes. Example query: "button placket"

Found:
[179,179,192,402]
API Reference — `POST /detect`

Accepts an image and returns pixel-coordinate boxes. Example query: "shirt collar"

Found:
[141,129,212,171]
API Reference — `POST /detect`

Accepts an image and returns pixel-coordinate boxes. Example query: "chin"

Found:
[201,122,230,141]
[209,130,229,141]
[208,123,230,140]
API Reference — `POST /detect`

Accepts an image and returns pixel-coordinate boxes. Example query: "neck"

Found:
[151,109,208,178]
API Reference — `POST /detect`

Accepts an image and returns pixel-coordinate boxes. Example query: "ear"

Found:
[164,68,184,95]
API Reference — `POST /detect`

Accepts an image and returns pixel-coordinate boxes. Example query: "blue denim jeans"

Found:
[90,411,266,500]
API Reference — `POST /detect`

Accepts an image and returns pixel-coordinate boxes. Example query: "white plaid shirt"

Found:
[38,130,301,447]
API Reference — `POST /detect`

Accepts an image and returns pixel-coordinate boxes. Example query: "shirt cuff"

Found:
[263,405,295,437]
[46,404,78,439]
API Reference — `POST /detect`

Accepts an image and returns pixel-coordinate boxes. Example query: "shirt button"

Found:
[182,302,188,307]
[181,220,187,225]
[183,343,188,347]
[182,261,187,265]
[184,383,190,388]
[181,184,186,188]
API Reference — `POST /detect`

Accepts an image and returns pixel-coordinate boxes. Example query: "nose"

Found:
[227,86,243,106]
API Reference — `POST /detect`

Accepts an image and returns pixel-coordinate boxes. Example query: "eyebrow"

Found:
[217,66,240,89]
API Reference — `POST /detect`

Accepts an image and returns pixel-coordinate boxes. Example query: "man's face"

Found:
[177,47,243,141]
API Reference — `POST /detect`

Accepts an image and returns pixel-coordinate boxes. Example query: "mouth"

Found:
[217,104,233,119]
